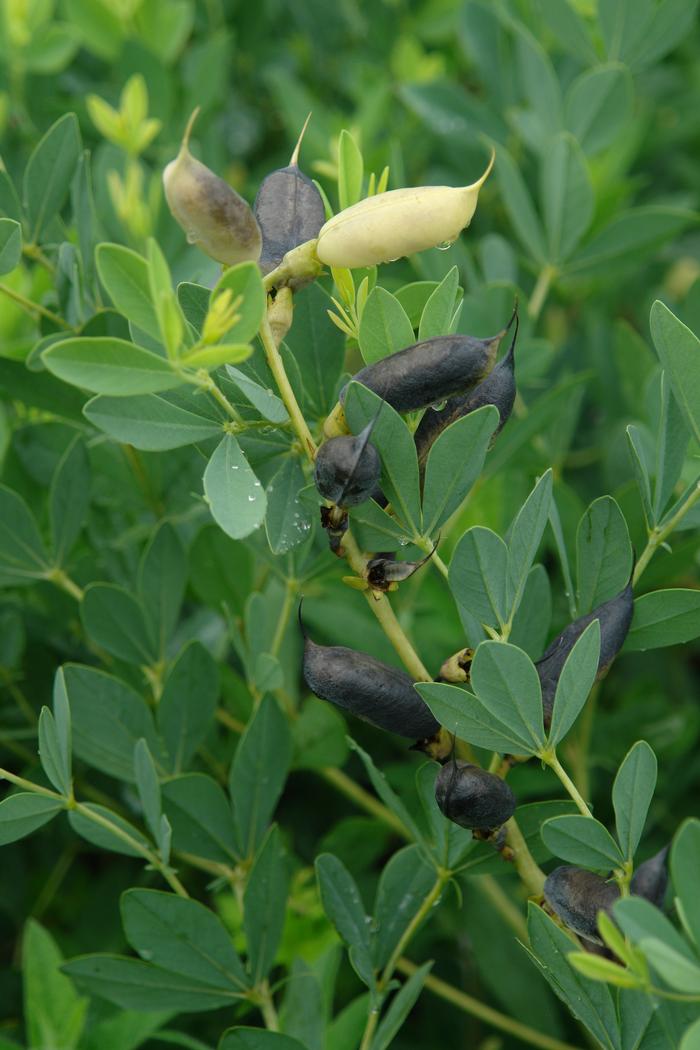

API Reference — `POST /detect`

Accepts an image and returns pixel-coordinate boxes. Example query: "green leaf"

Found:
[49,435,90,566]
[540,132,593,264]
[471,640,545,751]
[613,741,657,861]
[133,740,162,846]
[358,287,415,365]
[567,952,641,988]
[344,382,421,535]
[67,804,150,857]
[23,920,88,1050]
[625,589,700,651]
[371,961,432,1050]
[458,800,577,875]
[566,208,696,276]
[449,526,509,630]
[210,263,266,344]
[542,815,624,869]
[292,699,348,771]
[189,525,254,613]
[337,130,364,211]
[178,282,209,335]
[576,496,633,614]
[0,793,63,845]
[547,620,601,747]
[372,845,436,969]
[225,367,288,423]
[653,371,690,519]
[315,853,375,988]
[347,738,423,843]
[38,701,72,797]
[43,338,181,396]
[650,300,700,446]
[495,144,547,264]
[640,938,700,993]
[418,266,460,341]
[265,458,313,554]
[615,895,696,960]
[514,22,562,133]
[230,695,292,859]
[671,818,700,950]
[81,583,157,665]
[243,825,289,984]
[284,284,345,416]
[84,391,223,450]
[121,889,249,992]
[138,523,187,656]
[219,1031,307,1050]
[158,643,219,773]
[23,113,81,242]
[422,406,499,535]
[96,244,161,341]
[0,218,22,274]
[680,1017,700,1050]
[509,564,552,659]
[507,470,553,622]
[162,774,239,865]
[564,63,633,155]
[626,424,654,528]
[62,954,237,1012]
[417,680,534,754]
[0,484,50,586]
[203,435,267,540]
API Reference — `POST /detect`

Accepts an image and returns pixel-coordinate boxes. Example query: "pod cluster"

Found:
[435,759,516,832]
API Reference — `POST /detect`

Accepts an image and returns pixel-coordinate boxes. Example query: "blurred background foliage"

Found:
[1,0,699,1047]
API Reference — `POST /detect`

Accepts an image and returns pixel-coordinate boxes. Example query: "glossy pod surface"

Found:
[313,425,381,507]
[434,760,516,831]
[302,634,439,740]
[630,846,669,908]
[544,866,620,943]
[254,166,325,276]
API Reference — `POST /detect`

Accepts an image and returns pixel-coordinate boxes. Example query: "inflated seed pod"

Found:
[163,108,262,266]
[434,760,516,831]
[254,114,326,280]
[544,866,620,943]
[537,580,634,727]
[316,151,494,268]
[414,307,518,468]
[630,846,669,909]
[343,329,504,415]
[300,609,439,739]
[314,421,381,507]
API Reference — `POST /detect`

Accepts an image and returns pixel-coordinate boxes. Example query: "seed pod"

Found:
[366,543,436,592]
[316,151,494,268]
[537,580,634,727]
[254,114,326,282]
[631,846,669,909]
[438,647,474,684]
[300,609,439,739]
[314,421,381,507]
[434,760,516,831]
[163,108,262,266]
[414,306,518,468]
[544,866,620,943]
[342,329,504,415]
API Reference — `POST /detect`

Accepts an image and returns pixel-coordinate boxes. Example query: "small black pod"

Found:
[537,581,634,727]
[434,760,516,831]
[414,310,518,467]
[254,116,326,279]
[301,617,439,740]
[314,422,381,507]
[341,330,503,414]
[630,846,669,909]
[544,866,620,943]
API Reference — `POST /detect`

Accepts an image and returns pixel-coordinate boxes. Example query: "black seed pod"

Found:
[254,115,326,281]
[631,846,669,909]
[537,580,634,727]
[544,866,620,943]
[300,612,439,740]
[414,307,518,467]
[366,543,436,592]
[314,422,381,507]
[341,328,505,414]
[434,760,516,831]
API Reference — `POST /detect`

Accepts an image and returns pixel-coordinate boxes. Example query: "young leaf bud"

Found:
[316,151,494,268]
[343,329,504,415]
[300,609,439,739]
[414,306,518,466]
[434,760,516,831]
[537,581,634,727]
[544,866,620,943]
[630,846,669,909]
[163,108,262,266]
[314,422,381,508]
[254,114,326,282]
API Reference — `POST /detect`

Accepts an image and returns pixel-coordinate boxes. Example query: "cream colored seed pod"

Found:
[163,108,262,267]
[316,150,494,268]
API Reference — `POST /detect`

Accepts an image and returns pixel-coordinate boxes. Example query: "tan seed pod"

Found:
[316,150,494,268]
[163,108,262,266]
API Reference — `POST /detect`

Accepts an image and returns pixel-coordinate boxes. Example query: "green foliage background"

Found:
[1,1,700,1048]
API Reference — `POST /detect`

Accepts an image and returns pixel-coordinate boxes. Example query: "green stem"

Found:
[504,817,546,897]
[185,369,244,424]
[0,282,72,329]
[320,766,410,838]
[633,480,700,585]
[0,766,62,799]
[478,874,528,941]
[47,568,84,602]
[397,958,584,1050]
[544,752,593,818]
[259,310,316,461]
[528,265,555,322]
[270,581,295,658]
[256,980,280,1030]
[416,535,449,581]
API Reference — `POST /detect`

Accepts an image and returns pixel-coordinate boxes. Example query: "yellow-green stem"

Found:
[504,817,546,897]
[545,752,593,818]
[259,310,316,461]
[0,282,72,329]
[633,481,700,584]
[47,568,84,601]
[320,766,409,837]
[528,265,555,322]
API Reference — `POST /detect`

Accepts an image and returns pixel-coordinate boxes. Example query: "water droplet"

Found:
[248,494,256,502]
[436,239,455,251]
[431,400,447,411]
[186,230,197,244]
[231,464,239,470]
[398,536,410,547]
[141,949,153,960]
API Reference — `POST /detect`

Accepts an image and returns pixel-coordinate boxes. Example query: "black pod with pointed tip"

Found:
[301,622,439,740]
[537,581,634,727]
[414,314,518,467]
[314,423,381,508]
[366,545,435,592]
[341,330,503,414]
[631,846,669,909]
[434,760,516,831]
[544,865,620,943]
